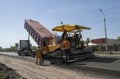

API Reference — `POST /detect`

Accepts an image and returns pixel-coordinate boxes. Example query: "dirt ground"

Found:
[0,55,119,79]
[0,62,23,79]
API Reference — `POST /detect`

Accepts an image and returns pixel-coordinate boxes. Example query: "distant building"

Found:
[91,38,120,51]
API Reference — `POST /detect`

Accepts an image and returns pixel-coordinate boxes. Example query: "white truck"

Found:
[17,40,35,56]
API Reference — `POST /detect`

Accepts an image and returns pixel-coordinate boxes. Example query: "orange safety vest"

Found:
[63,40,71,49]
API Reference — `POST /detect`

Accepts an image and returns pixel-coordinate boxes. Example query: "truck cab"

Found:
[17,40,33,56]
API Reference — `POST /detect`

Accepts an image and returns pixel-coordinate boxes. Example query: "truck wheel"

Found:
[18,53,21,56]
[17,51,21,56]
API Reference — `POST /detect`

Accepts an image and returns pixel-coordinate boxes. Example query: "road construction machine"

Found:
[24,19,94,63]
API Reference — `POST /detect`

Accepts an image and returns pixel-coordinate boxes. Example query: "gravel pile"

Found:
[0,62,26,79]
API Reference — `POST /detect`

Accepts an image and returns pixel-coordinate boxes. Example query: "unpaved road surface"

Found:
[0,55,119,79]
[0,62,22,79]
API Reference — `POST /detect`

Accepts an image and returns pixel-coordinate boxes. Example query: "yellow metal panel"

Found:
[43,44,61,53]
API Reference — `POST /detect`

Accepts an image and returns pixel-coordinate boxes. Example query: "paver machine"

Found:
[51,24,94,63]
[24,19,94,63]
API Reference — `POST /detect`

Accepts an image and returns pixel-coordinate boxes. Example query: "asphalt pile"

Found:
[0,62,26,79]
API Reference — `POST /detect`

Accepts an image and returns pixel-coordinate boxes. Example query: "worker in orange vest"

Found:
[35,46,43,65]
[61,37,71,61]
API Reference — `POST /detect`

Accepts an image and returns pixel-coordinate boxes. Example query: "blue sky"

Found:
[0,0,120,48]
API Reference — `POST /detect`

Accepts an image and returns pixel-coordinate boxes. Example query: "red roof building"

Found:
[91,38,105,44]
[91,38,120,45]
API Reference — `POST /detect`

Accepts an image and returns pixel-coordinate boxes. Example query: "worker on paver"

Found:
[35,46,43,65]
[62,30,67,41]
[61,37,71,61]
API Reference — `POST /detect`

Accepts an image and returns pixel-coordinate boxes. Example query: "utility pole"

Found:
[99,9,108,52]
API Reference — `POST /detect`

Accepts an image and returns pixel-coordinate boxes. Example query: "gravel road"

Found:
[0,54,120,79]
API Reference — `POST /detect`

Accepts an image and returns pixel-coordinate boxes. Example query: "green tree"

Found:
[31,46,37,51]
[85,38,90,46]
[1,43,18,52]
[15,43,18,48]
[117,37,120,41]
[0,46,2,51]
